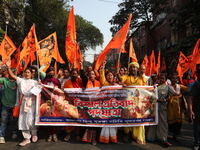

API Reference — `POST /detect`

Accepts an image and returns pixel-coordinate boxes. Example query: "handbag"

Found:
[12,94,24,117]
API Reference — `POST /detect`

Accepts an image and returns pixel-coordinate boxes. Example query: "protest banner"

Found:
[36,85,157,127]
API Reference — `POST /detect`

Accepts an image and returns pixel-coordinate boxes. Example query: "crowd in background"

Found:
[0,60,199,150]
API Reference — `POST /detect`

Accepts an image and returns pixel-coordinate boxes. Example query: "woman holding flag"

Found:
[99,61,118,144]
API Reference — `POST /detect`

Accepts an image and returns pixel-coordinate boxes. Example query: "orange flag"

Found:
[129,38,137,62]
[160,57,166,72]
[176,51,190,83]
[148,50,157,75]
[141,54,149,67]
[94,13,132,71]
[19,24,39,65]
[66,6,77,64]
[188,39,200,75]
[38,32,65,66]
[11,46,20,69]
[0,34,17,64]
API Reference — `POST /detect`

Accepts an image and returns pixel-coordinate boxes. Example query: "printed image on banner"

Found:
[36,85,157,127]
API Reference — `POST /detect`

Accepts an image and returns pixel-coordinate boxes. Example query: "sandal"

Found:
[64,135,71,142]
[92,139,97,145]
[162,141,172,146]
[19,139,31,146]
[47,135,52,142]
[53,134,58,142]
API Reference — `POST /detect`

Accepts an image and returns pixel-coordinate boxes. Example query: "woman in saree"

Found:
[147,73,172,146]
[167,73,188,142]
[5,60,38,146]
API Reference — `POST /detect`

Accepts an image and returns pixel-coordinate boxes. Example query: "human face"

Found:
[71,70,78,81]
[119,68,124,75]
[46,70,54,78]
[51,89,65,105]
[31,69,36,78]
[63,70,70,78]
[124,68,128,74]
[159,75,166,85]
[170,74,178,84]
[106,72,114,83]
[140,66,146,74]
[129,65,139,76]
[88,71,96,81]
[24,69,32,79]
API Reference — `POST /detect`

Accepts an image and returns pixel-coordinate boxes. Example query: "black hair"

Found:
[24,67,34,73]
[46,67,54,74]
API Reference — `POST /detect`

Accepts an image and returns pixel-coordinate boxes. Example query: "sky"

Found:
[70,0,123,63]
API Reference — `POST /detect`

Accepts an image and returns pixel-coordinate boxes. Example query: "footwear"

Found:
[0,137,5,144]
[12,133,17,139]
[162,141,172,146]
[92,139,97,145]
[32,135,38,142]
[47,135,52,142]
[194,146,199,150]
[53,134,58,142]
[19,139,31,146]
[64,135,71,142]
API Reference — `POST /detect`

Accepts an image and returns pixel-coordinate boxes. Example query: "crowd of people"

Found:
[0,60,199,150]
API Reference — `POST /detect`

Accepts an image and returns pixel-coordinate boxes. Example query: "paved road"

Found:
[0,121,195,150]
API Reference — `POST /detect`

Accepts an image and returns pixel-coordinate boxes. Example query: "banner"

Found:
[36,85,157,127]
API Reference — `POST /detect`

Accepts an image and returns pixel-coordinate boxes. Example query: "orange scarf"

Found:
[86,79,100,88]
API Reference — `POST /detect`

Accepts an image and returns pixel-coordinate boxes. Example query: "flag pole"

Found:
[117,46,123,73]
[36,49,40,80]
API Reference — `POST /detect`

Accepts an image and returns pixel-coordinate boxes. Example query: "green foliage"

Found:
[170,0,200,55]
[109,0,170,36]
[76,15,103,52]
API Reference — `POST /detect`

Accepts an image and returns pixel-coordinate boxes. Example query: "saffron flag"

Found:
[160,57,166,72]
[141,54,149,67]
[11,46,20,69]
[19,24,39,65]
[147,50,157,76]
[94,13,132,71]
[176,51,190,83]
[129,38,137,62]
[66,6,77,65]
[38,32,65,66]
[0,34,16,64]
[188,39,200,75]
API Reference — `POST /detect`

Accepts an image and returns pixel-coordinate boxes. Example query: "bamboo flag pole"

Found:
[36,49,40,80]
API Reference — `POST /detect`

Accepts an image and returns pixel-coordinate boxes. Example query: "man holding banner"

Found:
[117,62,146,145]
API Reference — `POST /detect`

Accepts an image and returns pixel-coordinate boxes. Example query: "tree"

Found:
[0,0,103,61]
[170,0,200,56]
[25,0,103,55]
[109,0,170,51]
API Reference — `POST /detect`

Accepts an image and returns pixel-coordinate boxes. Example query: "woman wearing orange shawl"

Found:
[80,62,100,145]
[99,61,118,144]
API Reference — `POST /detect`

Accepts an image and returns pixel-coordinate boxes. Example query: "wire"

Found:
[98,0,120,4]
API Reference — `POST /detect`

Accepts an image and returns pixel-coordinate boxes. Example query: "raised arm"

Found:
[5,60,17,80]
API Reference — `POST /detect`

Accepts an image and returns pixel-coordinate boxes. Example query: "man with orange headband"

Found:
[117,62,146,145]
